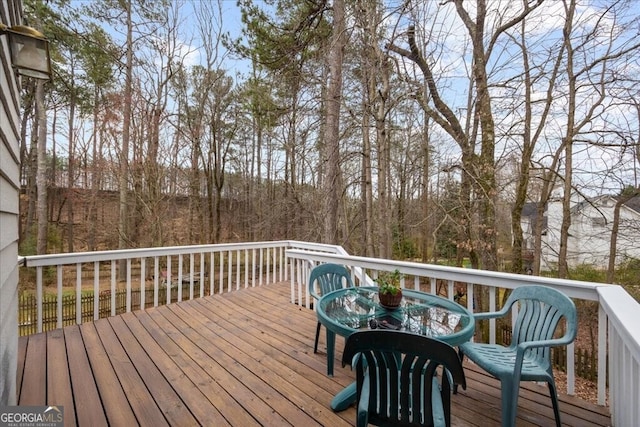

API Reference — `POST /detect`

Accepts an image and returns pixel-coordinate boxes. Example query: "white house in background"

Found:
[521,190,640,270]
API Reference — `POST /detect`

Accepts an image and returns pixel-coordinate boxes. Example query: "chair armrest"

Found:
[472,305,512,322]
[343,352,361,369]
[473,311,505,321]
[517,336,575,354]
[309,288,321,301]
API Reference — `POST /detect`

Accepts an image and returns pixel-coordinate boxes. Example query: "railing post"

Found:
[209,252,214,295]
[189,253,194,300]
[244,249,249,289]
[200,252,205,298]
[218,252,224,294]
[75,263,82,326]
[140,258,146,310]
[36,267,42,333]
[56,266,63,329]
[259,248,263,286]
[227,250,232,291]
[177,254,183,302]
[153,257,160,308]
[166,255,172,305]
[598,305,607,405]
[126,259,132,312]
[110,261,116,316]
[251,249,256,288]
[567,341,575,395]
[93,262,100,320]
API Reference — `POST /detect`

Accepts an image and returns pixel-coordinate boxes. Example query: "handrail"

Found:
[285,249,602,300]
[18,240,335,335]
[597,285,640,426]
[20,240,343,267]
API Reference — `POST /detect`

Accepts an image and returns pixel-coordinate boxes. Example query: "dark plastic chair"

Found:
[342,330,466,427]
[308,263,354,354]
[458,285,577,427]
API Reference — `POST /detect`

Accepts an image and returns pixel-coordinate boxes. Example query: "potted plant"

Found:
[375,269,403,309]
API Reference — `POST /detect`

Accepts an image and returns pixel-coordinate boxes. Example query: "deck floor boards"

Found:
[16,282,611,426]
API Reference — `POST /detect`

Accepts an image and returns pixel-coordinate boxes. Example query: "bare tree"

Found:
[353,0,389,256]
[36,80,48,255]
[509,13,566,273]
[385,1,545,323]
[322,0,347,244]
[556,0,640,277]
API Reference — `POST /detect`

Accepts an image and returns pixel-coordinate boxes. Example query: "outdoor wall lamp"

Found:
[0,23,52,81]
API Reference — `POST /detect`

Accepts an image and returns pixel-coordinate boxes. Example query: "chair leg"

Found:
[547,380,562,427]
[501,379,519,427]
[314,321,322,354]
[453,348,465,394]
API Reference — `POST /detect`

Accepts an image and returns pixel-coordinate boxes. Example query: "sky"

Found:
[55,0,640,196]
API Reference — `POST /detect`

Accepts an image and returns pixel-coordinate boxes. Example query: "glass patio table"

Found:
[316,286,475,411]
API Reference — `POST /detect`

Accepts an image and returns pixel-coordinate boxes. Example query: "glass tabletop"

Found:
[317,286,474,346]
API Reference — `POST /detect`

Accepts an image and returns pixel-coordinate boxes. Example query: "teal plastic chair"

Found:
[342,330,466,427]
[458,285,577,427]
[308,263,354,354]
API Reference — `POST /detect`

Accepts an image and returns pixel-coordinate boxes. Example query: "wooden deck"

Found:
[16,282,611,426]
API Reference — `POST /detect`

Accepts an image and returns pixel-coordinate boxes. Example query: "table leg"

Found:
[330,382,357,411]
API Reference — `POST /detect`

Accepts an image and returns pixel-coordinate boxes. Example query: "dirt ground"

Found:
[554,370,604,405]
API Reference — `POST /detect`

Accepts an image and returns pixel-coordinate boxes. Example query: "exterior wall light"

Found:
[0,23,52,81]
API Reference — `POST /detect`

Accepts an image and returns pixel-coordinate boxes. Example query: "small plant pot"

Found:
[378,289,402,309]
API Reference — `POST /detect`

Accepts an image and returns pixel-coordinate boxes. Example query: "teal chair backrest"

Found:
[342,330,466,427]
[505,285,577,367]
[308,263,354,301]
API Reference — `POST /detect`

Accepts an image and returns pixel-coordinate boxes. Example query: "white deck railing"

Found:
[19,240,345,334]
[285,248,640,427]
[19,241,639,425]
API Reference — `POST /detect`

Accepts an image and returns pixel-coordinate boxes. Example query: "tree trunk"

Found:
[455,0,498,271]
[558,0,577,278]
[88,85,100,251]
[361,86,374,257]
[322,0,346,244]
[421,114,436,263]
[375,61,391,259]
[36,80,48,255]
[118,0,133,278]
[18,82,36,244]
[607,190,640,282]
[66,77,76,252]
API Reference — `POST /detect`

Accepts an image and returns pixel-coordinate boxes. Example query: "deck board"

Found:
[63,325,107,427]
[46,328,76,426]
[79,321,139,426]
[17,281,611,426]
[19,331,46,405]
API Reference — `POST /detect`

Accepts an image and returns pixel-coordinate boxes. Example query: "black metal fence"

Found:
[19,285,198,336]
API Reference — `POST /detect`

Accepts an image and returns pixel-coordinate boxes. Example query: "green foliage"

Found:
[567,264,606,283]
[434,176,464,262]
[613,258,640,302]
[614,258,640,284]
[19,230,38,257]
[375,269,403,295]
[550,262,640,303]
[19,226,62,288]
[233,0,330,73]
[392,235,417,259]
